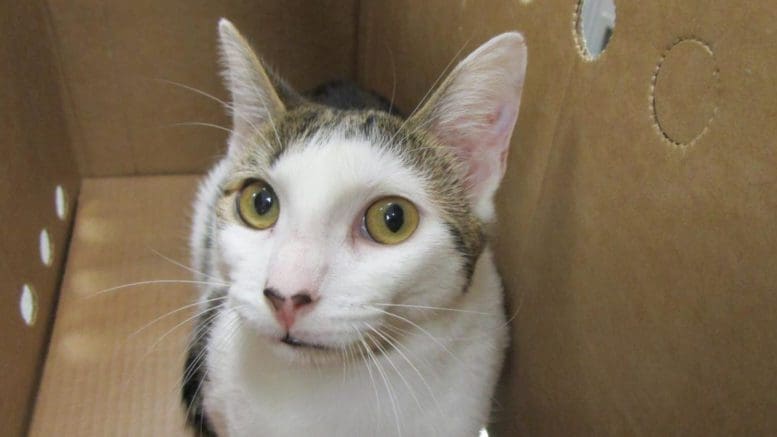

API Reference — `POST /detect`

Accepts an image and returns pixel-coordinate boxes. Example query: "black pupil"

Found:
[253,188,274,215]
[383,203,404,233]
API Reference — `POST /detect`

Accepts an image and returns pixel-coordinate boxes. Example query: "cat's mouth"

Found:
[279,333,332,351]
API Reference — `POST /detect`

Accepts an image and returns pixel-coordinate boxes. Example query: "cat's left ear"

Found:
[410,33,527,221]
[218,19,286,153]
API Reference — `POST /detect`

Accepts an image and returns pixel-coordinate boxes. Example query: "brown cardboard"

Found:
[48,1,359,177]
[30,176,200,436]
[501,2,777,434]
[361,0,777,434]
[359,0,581,259]
[0,1,79,435]
[2,0,777,435]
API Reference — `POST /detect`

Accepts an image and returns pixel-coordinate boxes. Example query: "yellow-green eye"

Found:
[237,180,280,229]
[364,197,419,245]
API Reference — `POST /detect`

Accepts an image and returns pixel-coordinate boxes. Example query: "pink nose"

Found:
[263,288,317,329]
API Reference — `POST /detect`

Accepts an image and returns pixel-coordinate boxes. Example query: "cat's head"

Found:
[211,19,526,362]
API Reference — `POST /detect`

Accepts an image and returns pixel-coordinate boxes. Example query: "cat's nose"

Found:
[263,287,318,329]
[263,288,286,311]
[290,292,313,308]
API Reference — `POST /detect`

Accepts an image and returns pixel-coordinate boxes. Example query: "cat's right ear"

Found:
[218,19,285,152]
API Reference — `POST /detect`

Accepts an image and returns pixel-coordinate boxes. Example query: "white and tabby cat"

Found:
[183,19,527,437]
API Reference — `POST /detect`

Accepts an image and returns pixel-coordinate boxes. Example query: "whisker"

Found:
[366,324,424,412]
[375,327,445,429]
[410,35,473,119]
[148,247,226,283]
[360,333,402,437]
[88,279,229,298]
[367,306,462,365]
[183,308,241,425]
[179,306,241,409]
[352,326,382,424]
[153,78,229,107]
[153,77,272,147]
[248,79,282,146]
[370,302,492,315]
[167,121,234,135]
[143,302,226,359]
[388,36,474,145]
[129,295,230,338]
[384,40,398,116]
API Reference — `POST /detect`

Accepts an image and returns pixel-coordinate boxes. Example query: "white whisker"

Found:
[360,333,402,437]
[366,324,424,413]
[352,325,382,426]
[143,302,226,360]
[371,302,492,315]
[153,78,263,135]
[88,279,228,298]
[148,247,225,283]
[129,295,229,338]
[367,306,462,365]
[376,327,444,434]
[389,36,473,145]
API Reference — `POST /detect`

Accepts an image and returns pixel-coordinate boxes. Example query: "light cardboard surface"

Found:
[30,176,200,436]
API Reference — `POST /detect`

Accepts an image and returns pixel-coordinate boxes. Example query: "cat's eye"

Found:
[237,180,280,229]
[364,196,419,245]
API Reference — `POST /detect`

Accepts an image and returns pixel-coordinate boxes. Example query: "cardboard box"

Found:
[2,0,776,435]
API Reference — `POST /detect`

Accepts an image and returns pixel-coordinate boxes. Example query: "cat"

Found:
[182,18,527,437]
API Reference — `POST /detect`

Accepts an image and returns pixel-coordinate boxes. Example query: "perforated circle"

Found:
[652,38,719,146]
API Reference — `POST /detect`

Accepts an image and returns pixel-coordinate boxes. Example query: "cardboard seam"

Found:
[649,36,721,150]
[21,4,83,435]
[24,191,79,436]
[40,1,89,178]
[516,54,579,259]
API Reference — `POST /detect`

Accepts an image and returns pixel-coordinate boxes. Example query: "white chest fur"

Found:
[203,250,507,437]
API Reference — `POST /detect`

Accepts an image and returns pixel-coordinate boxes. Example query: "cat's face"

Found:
[217,128,470,360]
[210,20,526,362]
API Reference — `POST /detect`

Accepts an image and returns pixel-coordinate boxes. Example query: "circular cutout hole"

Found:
[40,228,54,266]
[55,185,69,220]
[576,0,616,59]
[20,284,38,326]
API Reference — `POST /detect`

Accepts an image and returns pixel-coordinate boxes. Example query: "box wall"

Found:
[48,0,360,177]
[6,1,777,435]
[360,0,777,435]
[0,1,79,435]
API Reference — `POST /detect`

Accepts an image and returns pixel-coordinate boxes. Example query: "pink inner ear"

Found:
[453,103,517,195]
